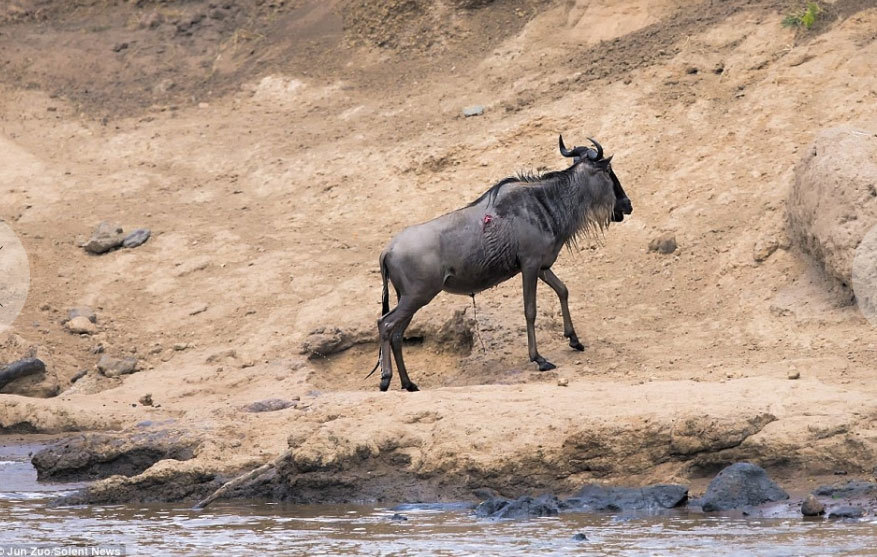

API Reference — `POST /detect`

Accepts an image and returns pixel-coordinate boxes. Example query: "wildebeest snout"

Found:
[613,197,632,222]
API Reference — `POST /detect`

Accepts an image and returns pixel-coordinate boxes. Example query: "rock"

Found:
[801,494,825,516]
[812,480,877,499]
[788,370,800,380]
[462,105,484,117]
[31,431,199,481]
[787,127,877,288]
[112,42,129,52]
[139,393,154,407]
[648,233,677,254]
[0,357,48,393]
[699,462,789,511]
[475,494,560,519]
[300,327,369,359]
[557,377,569,387]
[123,228,151,248]
[83,221,125,254]
[572,533,589,541]
[67,306,97,324]
[97,355,139,377]
[65,316,97,335]
[55,460,218,505]
[244,399,296,413]
[753,237,779,262]
[565,484,688,512]
[390,513,408,521]
[828,506,865,519]
[392,502,476,512]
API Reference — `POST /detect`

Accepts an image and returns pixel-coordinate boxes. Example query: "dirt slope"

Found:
[1,0,876,501]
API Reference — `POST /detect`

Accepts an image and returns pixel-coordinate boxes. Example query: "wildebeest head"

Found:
[559,135,632,222]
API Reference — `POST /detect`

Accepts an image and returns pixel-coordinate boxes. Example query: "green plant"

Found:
[783,2,821,30]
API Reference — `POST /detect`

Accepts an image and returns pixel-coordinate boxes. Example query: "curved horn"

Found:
[587,137,603,160]
[558,135,575,158]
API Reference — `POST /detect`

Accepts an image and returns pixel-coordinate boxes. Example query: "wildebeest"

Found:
[372,136,632,391]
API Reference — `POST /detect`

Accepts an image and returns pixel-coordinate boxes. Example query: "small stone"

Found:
[557,377,569,387]
[112,42,129,52]
[788,370,800,380]
[753,238,779,262]
[685,66,698,74]
[187,304,208,316]
[83,221,125,254]
[65,316,97,335]
[174,343,190,351]
[801,495,825,516]
[648,233,677,254]
[123,228,151,248]
[572,533,589,541]
[390,513,408,521]
[828,506,864,519]
[462,105,484,117]
[67,306,97,324]
[139,393,154,406]
[97,355,139,377]
[70,369,88,383]
[244,399,296,413]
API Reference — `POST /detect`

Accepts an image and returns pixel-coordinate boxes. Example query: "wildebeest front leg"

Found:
[539,269,585,351]
[522,268,556,371]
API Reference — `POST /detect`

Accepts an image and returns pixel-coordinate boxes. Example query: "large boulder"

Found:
[787,127,877,289]
[698,462,788,512]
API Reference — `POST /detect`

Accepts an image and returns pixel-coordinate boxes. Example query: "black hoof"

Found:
[534,358,556,371]
[404,383,420,392]
[379,379,390,392]
[570,340,585,351]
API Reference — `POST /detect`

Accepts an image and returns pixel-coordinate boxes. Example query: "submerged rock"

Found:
[475,494,560,519]
[572,532,589,541]
[699,462,788,512]
[392,502,476,512]
[828,506,865,519]
[565,484,688,512]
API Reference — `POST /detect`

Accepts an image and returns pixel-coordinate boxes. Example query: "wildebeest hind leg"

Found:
[390,314,418,392]
[539,269,585,351]
[377,308,397,391]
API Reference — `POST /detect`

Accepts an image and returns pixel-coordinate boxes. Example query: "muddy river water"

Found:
[2,442,876,556]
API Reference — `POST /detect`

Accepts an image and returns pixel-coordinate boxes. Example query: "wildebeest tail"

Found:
[365,251,390,379]
[379,250,390,316]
